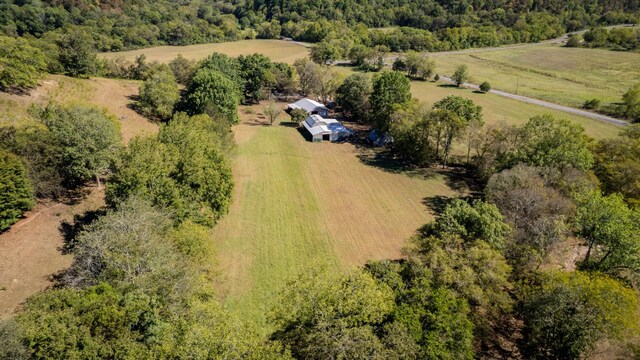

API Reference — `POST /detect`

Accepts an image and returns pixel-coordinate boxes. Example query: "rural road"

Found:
[318,24,635,126]
[438,76,629,126]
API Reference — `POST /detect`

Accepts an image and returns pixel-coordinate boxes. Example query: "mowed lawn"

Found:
[431,45,640,108]
[212,107,465,330]
[99,39,309,64]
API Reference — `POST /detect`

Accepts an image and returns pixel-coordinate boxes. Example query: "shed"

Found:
[288,98,330,117]
[303,114,353,142]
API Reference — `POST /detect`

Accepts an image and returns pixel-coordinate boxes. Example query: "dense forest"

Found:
[1,0,639,52]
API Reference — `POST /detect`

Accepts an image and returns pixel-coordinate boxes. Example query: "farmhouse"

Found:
[303,114,353,142]
[287,98,329,117]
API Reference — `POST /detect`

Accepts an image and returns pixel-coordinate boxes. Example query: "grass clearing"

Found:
[100,39,309,64]
[212,104,465,330]
[431,45,640,108]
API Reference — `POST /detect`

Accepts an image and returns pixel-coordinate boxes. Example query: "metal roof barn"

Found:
[288,98,329,117]
[303,114,353,142]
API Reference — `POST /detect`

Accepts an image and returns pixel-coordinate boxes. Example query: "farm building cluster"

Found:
[288,98,353,142]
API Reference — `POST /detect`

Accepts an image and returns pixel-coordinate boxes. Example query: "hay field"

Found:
[212,105,466,329]
[431,45,640,108]
[99,39,309,64]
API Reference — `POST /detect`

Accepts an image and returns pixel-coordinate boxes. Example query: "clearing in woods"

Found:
[99,39,309,64]
[431,44,640,109]
[0,75,157,317]
[212,105,466,330]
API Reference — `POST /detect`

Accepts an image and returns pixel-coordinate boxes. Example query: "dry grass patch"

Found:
[100,39,309,65]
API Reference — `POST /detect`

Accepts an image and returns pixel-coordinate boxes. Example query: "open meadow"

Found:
[431,44,640,109]
[99,39,309,64]
[211,105,467,330]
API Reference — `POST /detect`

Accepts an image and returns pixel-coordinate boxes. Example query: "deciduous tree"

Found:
[35,104,121,188]
[0,36,47,94]
[0,150,34,231]
[452,64,470,87]
[370,71,411,131]
[138,66,180,120]
[185,68,241,124]
[336,73,372,122]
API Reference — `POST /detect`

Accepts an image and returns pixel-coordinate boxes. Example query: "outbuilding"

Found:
[303,114,353,142]
[287,98,330,117]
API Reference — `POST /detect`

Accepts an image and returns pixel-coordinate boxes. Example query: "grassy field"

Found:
[335,66,623,139]
[99,39,309,65]
[431,45,640,108]
[212,106,465,330]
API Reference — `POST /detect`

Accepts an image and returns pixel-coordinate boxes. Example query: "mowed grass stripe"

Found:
[306,142,460,266]
[213,124,340,329]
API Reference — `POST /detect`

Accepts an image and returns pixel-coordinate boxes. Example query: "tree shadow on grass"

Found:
[59,208,107,254]
[438,84,463,89]
[279,121,299,128]
[422,194,480,215]
[355,145,438,180]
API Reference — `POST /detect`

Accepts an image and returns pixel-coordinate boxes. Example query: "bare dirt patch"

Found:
[89,77,159,143]
[0,187,105,318]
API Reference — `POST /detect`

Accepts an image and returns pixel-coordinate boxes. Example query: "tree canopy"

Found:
[0,150,34,231]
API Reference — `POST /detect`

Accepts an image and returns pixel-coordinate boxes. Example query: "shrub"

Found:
[479,81,491,93]
[583,98,600,110]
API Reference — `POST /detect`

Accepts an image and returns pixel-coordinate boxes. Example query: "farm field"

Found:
[99,39,309,64]
[431,45,640,109]
[212,106,466,330]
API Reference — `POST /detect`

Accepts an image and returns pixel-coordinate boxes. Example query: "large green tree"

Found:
[0,36,47,93]
[370,71,411,132]
[513,115,594,170]
[107,113,233,226]
[56,29,97,77]
[0,150,34,231]
[310,41,341,64]
[336,73,372,122]
[138,66,180,120]
[185,68,241,124]
[573,190,640,283]
[35,104,121,188]
[238,53,274,103]
[594,124,640,206]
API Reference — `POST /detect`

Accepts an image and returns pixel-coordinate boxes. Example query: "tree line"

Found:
[1,0,638,55]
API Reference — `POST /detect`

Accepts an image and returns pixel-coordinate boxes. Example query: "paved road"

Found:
[439,76,629,126]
